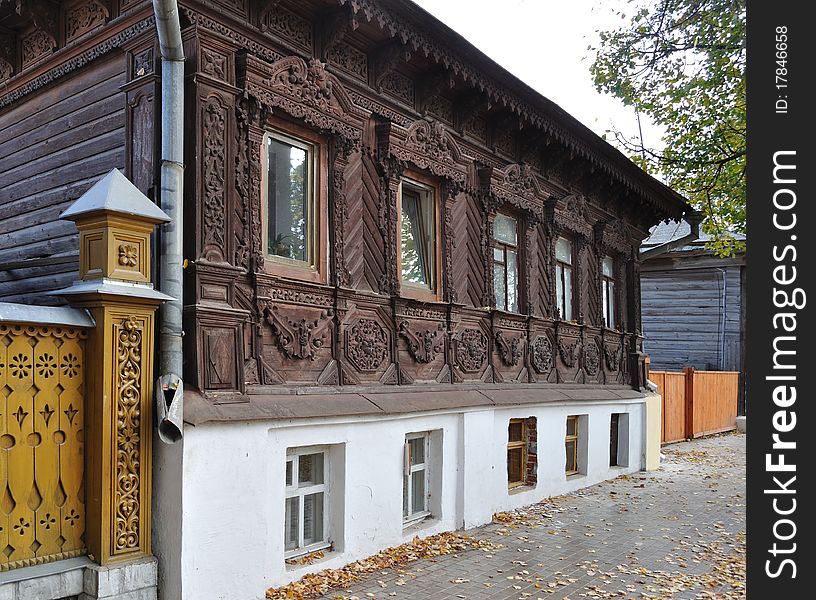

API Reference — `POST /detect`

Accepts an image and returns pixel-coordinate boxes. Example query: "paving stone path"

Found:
[319,433,745,600]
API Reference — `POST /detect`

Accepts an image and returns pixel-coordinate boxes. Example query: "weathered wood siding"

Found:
[641,265,742,371]
[0,56,127,304]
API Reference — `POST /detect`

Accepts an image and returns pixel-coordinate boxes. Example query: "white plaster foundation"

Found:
[164,398,646,600]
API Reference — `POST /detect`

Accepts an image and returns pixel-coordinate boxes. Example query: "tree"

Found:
[590,0,746,255]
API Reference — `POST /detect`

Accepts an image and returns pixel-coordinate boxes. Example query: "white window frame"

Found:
[403,433,431,526]
[285,446,331,559]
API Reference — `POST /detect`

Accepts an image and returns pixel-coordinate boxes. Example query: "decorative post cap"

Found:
[60,168,171,224]
[49,168,173,303]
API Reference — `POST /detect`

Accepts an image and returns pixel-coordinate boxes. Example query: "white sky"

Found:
[411,0,664,152]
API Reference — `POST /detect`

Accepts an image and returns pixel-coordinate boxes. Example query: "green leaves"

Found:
[590,0,746,256]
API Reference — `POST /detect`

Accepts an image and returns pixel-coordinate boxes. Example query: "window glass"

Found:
[285,460,293,487]
[563,266,573,320]
[602,256,614,277]
[267,135,311,262]
[298,453,324,487]
[508,421,524,442]
[409,436,425,466]
[400,183,435,290]
[410,470,425,514]
[507,447,523,483]
[493,213,518,245]
[493,214,519,313]
[302,492,324,546]
[284,497,298,551]
[556,237,572,264]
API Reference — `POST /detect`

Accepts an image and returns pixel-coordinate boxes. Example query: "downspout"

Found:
[640,210,704,260]
[154,0,185,443]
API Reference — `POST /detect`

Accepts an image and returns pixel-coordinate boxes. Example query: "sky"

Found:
[411,0,664,154]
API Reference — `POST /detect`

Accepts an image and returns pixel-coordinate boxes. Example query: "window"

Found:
[565,415,579,475]
[285,448,329,558]
[507,419,527,488]
[398,178,439,299]
[555,237,573,320]
[609,413,620,466]
[403,433,430,525]
[493,213,519,312]
[602,256,616,328]
[263,125,327,282]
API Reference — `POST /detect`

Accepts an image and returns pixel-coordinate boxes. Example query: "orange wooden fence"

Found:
[650,367,739,444]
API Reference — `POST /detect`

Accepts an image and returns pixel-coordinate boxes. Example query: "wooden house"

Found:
[640,220,746,413]
[0,1,690,598]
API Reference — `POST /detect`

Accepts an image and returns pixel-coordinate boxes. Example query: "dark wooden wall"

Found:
[0,55,127,303]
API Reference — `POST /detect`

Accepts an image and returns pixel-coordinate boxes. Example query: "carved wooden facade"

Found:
[0,0,690,402]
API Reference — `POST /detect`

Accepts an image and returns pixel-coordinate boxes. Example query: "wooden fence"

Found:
[650,367,739,444]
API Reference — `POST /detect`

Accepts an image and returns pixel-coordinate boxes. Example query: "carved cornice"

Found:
[0,14,155,108]
[594,218,633,255]
[240,53,368,140]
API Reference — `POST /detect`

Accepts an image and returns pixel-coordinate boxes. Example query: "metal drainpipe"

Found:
[154,0,185,443]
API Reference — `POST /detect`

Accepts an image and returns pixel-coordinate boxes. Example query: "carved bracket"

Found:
[399,321,444,364]
[264,304,334,361]
[495,330,524,367]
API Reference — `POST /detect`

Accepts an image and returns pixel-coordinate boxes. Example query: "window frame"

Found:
[555,236,574,321]
[609,413,620,467]
[397,172,442,302]
[565,415,579,475]
[261,118,328,284]
[507,418,527,489]
[403,432,431,526]
[601,255,616,329]
[492,212,520,313]
[284,446,331,559]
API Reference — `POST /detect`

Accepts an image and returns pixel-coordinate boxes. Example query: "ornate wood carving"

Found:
[558,338,580,368]
[389,118,465,183]
[201,47,228,82]
[316,6,359,61]
[371,39,411,92]
[242,54,367,141]
[495,330,524,367]
[398,321,444,364]
[331,137,354,287]
[21,29,56,69]
[583,340,600,376]
[65,0,109,43]
[454,328,488,373]
[604,339,624,372]
[204,328,237,389]
[264,305,334,361]
[260,5,312,54]
[1,30,16,83]
[201,96,228,263]
[327,41,368,82]
[345,318,388,372]
[530,334,553,374]
[113,317,142,554]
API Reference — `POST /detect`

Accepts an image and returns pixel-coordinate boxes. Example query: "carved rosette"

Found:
[495,330,524,367]
[113,317,142,554]
[583,341,600,376]
[264,305,333,361]
[455,328,488,373]
[202,96,228,262]
[530,335,553,374]
[345,319,388,372]
[117,243,138,267]
[399,321,444,364]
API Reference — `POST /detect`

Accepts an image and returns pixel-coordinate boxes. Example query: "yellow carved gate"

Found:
[0,323,86,571]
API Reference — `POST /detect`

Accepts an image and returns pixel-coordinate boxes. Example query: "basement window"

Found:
[403,433,431,525]
[565,415,580,475]
[285,447,330,559]
[507,417,536,489]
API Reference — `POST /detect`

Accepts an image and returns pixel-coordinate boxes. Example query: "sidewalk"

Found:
[310,433,745,600]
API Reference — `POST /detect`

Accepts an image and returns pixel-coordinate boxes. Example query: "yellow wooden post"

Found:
[54,169,172,565]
